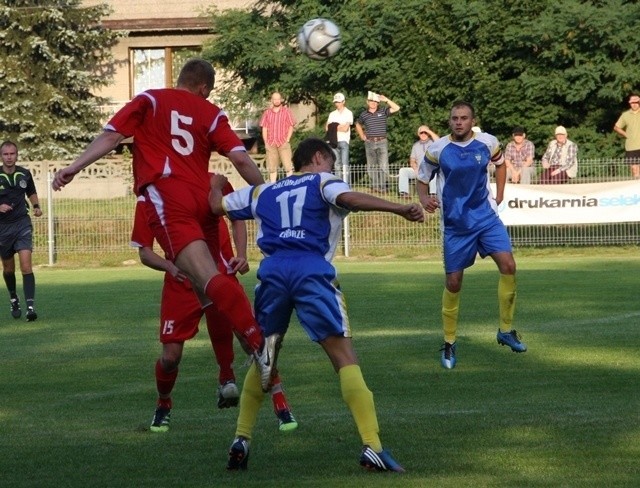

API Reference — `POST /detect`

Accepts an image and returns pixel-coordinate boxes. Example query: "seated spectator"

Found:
[504,126,536,184]
[399,125,439,197]
[539,126,578,184]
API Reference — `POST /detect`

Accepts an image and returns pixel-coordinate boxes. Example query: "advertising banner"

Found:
[493,180,640,226]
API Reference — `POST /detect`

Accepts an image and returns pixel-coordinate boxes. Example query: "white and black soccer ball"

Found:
[297,18,341,60]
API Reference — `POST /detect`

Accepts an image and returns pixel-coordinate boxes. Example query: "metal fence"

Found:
[27,157,640,265]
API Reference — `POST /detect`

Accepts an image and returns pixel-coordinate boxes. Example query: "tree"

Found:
[203,0,640,163]
[0,0,120,160]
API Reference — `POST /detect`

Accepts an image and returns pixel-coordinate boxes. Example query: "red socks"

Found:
[204,274,263,351]
[155,359,177,408]
[204,305,235,384]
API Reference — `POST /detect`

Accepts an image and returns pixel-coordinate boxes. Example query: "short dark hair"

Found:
[450,100,475,118]
[0,140,17,151]
[176,58,216,91]
[292,138,336,171]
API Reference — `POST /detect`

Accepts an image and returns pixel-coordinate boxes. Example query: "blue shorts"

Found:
[444,218,512,273]
[254,254,351,342]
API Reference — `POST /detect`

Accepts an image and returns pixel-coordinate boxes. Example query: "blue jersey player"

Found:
[416,101,527,370]
[210,137,424,473]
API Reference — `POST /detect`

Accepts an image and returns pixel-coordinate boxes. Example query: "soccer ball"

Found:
[297,18,341,60]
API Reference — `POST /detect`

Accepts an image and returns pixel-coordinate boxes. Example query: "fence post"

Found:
[47,172,55,266]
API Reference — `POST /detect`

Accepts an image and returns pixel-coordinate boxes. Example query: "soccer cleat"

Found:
[227,436,250,470]
[440,341,457,369]
[10,298,21,319]
[359,445,405,473]
[25,306,37,322]
[496,329,527,352]
[150,406,171,433]
[254,333,281,392]
[217,380,240,409]
[276,409,298,432]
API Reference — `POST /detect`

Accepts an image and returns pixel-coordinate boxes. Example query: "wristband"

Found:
[33,204,40,209]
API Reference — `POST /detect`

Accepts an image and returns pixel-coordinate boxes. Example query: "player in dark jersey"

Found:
[0,141,42,321]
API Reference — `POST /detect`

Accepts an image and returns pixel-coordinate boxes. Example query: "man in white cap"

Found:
[539,126,578,184]
[355,91,401,193]
[614,93,640,179]
[325,93,353,182]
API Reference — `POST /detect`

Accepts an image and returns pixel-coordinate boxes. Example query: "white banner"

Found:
[492,180,640,225]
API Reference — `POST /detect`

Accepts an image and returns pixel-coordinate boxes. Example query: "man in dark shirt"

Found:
[355,91,400,193]
[0,141,42,321]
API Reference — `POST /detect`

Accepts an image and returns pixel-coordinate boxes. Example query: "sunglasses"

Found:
[419,131,428,135]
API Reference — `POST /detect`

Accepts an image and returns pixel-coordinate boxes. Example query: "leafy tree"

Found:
[0,0,120,160]
[204,0,640,164]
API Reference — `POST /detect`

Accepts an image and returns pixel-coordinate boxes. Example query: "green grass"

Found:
[2,257,639,487]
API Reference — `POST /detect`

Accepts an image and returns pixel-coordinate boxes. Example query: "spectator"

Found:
[355,91,400,193]
[504,126,536,184]
[539,126,578,184]
[260,92,296,183]
[325,92,353,182]
[613,93,640,180]
[398,125,439,197]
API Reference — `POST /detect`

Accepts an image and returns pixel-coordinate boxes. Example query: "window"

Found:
[130,47,200,96]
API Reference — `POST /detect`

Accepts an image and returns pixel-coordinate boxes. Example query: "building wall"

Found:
[79,0,315,172]
[82,0,252,20]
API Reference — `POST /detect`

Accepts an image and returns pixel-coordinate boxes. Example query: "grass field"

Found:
[2,255,639,487]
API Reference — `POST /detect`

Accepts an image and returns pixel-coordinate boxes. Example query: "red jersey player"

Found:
[52,59,275,392]
[131,187,297,432]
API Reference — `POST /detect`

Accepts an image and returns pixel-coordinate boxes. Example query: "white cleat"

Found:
[254,333,281,392]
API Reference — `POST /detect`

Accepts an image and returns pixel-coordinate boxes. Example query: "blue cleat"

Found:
[360,445,405,473]
[496,329,527,352]
[227,436,250,470]
[440,342,457,369]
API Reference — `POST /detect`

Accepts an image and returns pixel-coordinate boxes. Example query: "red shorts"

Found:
[143,178,220,261]
[159,270,240,344]
[159,275,203,343]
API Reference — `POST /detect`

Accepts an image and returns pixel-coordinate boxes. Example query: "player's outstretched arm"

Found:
[52,131,124,190]
[209,174,229,216]
[416,181,439,213]
[336,191,424,222]
[227,151,264,186]
[229,218,250,275]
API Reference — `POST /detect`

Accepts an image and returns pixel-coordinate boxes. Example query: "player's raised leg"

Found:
[175,240,273,390]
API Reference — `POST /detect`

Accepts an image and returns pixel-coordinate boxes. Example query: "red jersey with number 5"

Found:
[106,88,246,195]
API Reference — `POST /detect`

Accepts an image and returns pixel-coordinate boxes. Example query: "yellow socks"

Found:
[339,364,381,452]
[498,273,517,333]
[442,288,460,344]
[235,362,265,440]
